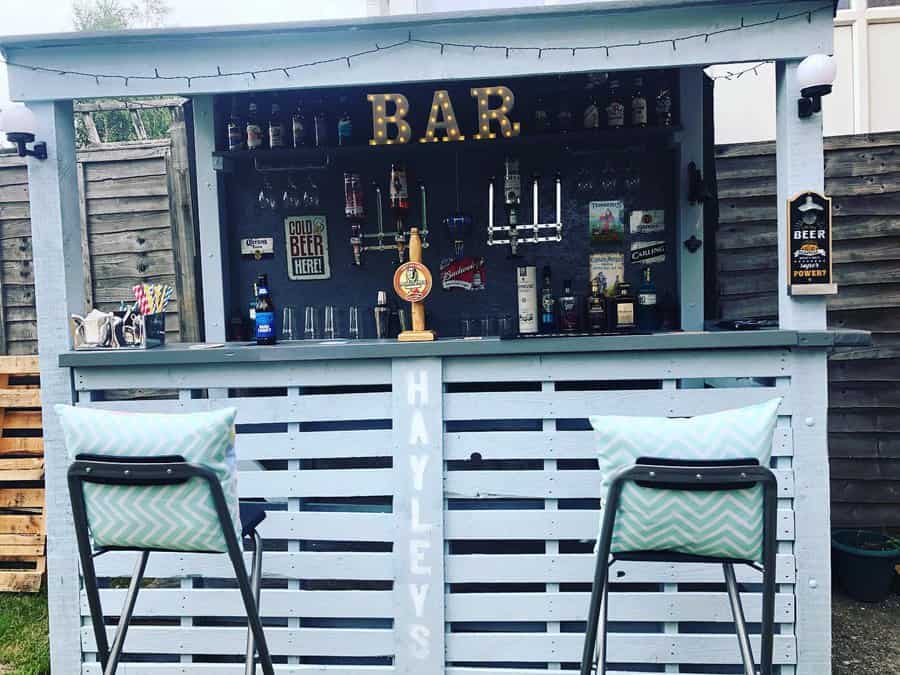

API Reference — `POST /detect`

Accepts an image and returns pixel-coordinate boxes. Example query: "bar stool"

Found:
[68,456,275,675]
[57,405,274,675]
[579,457,778,675]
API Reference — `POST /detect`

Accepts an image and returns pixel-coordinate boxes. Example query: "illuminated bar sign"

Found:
[367,86,521,145]
[787,191,837,296]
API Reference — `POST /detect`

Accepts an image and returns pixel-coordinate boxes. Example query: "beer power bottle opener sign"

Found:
[787,191,837,296]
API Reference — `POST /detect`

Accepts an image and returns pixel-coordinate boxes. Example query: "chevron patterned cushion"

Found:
[589,398,781,562]
[57,405,240,553]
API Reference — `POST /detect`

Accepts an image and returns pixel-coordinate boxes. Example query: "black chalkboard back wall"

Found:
[214,71,679,339]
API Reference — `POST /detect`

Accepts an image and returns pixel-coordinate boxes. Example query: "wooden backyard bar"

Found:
[1,1,852,673]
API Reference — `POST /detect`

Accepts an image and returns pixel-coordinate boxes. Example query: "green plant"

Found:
[0,588,50,675]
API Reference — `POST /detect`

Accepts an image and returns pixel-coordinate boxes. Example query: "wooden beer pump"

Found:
[392,227,435,342]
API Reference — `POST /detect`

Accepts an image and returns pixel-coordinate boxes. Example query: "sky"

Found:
[0,0,371,135]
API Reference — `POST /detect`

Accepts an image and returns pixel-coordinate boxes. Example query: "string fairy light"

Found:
[707,61,772,82]
[0,4,832,88]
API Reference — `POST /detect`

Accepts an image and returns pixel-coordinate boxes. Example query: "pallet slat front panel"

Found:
[72,348,797,672]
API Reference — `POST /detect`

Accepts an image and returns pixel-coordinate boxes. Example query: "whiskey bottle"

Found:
[539,265,556,333]
[517,266,538,335]
[254,274,276,345]
[337,96,353,146]
[605,78,625,129]
[587,278,608,333]
[655,79,674,127]
[534,97,550,133]
[611,281,637,332]
[246,96,264,150]
[292,100,308,147]
[558,280,580,333]
[227,96,244,151]
[269,95,286,149]
[583,95,601,130]
[390,162,409,261]
[631,76,648,128]
[637,267,659,331]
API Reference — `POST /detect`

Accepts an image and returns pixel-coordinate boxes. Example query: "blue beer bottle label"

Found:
[255,312,275,339]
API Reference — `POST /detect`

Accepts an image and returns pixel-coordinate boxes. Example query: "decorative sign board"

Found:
[240,237,274,260]
[787,191,837,295]
[285,215,331,280]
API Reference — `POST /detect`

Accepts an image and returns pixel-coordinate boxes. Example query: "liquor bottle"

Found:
[587,278,608,333]
[539,265,556,333]
[583,94,601,130]
[637,267,659,331]
[534,96,550,133]
[254,274,276,345]
[292,100,308,147]
[227,96,244,151]
[344,172,365,220]
[246,96,264,150]
[558,279,580,333]
[504,157,521,256]
[605,78,625,129]
[655,78,674,127]
[337,97,353,146]
[374,290,391,339]
[517,265,538,334]
[610,281,637,332]
[556,99,573,133]
[269,95,286,149]
[390,162,409,261]
[313,100,328,148]
[631,76,648,128]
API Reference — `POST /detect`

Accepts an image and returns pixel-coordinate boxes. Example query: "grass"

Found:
[0,589,50,675]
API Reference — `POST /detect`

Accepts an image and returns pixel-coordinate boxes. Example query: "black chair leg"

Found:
[723,561,756,675]
[68,474,111,669]
[245,529,264,675]
[225,527,274,675]
[105,551,150,675]
[580,476,625,675]
[760,478,778,675]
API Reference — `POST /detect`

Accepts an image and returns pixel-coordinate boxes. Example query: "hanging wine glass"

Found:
[302,175,321,209]
[599,160,618,197]
[283,174,303,211]
[257,176,278,211]
[624,161,642,198]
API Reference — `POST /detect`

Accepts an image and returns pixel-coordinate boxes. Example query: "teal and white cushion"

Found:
[56,405,240,553]
[589,398,781,562]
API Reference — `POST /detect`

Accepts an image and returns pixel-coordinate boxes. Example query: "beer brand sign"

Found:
[787,191,837,295]
[285,215,330,280]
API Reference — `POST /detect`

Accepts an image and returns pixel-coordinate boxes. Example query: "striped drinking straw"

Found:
[132,284,149,315]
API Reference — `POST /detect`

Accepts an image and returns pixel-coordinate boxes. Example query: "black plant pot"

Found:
[832,530,900,603]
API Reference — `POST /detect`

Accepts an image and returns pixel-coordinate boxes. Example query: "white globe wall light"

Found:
[0,103,47,160]
[797,54,837,118]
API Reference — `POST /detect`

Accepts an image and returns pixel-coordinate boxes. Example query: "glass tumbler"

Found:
[324,305,336,339]
[304,306,319,340]
[281,306,298,341]
[348,306,360,339]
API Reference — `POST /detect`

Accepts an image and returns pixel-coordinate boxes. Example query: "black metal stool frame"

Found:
[68,455,275,675]
[580,460,778,675]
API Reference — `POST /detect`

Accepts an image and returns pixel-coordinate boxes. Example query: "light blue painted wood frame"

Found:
[11,2,835,673]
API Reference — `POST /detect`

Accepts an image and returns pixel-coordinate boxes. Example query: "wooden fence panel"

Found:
[0,132,200,354]
[716,132,900,528]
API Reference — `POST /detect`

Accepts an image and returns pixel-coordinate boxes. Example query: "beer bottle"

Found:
[254,274,276,345]
[246,96,264,150]
[227,96,244,151]
[269,94,286,149]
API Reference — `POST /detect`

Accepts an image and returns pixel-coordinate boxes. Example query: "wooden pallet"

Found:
[0,356,44,592]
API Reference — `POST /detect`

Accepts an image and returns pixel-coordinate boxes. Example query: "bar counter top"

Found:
[59,329,870,368]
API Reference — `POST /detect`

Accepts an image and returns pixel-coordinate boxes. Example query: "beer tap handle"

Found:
[418,181,428,242]
[373,181,384,245]
[488,178,495,240]
[555,173,562,226]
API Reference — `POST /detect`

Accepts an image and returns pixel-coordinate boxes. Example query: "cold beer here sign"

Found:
[285,215,331,281]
